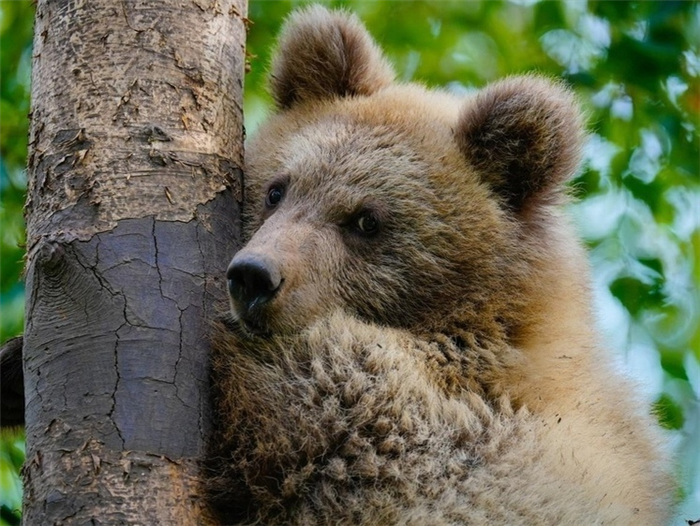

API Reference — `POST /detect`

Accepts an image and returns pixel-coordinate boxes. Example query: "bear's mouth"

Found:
[228,305,273,339]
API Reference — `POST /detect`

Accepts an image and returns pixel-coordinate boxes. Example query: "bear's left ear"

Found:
[269,5,395,110]
[456,76,585,214]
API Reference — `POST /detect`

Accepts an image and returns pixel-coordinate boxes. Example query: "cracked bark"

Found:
[22,1,246,524]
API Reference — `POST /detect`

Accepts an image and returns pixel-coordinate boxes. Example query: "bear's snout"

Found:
[227,253,282,315]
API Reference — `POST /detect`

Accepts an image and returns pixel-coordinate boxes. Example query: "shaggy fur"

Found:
[208,6,673,525]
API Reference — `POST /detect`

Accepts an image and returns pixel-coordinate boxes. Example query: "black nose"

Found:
[227,254,282,312]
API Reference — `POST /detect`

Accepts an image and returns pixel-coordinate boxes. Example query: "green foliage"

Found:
[0,0,31,346]
[655,393,686,431]
[1,1,698,523]
[0,433,23,526]
[1,2,33,522]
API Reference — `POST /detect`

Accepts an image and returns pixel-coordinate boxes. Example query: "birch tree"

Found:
[22,0,246,522]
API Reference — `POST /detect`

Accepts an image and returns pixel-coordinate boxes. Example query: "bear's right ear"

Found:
[269,5,395,110]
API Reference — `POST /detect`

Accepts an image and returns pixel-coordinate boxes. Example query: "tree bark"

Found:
[22,0,246,523]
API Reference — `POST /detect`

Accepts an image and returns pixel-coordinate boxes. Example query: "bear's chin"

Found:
[237,318,272,339]
[227,304,316,340]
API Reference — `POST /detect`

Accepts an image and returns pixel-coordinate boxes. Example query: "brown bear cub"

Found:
[208,6,672,525]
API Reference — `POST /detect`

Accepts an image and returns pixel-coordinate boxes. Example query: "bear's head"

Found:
[227,5,585,341]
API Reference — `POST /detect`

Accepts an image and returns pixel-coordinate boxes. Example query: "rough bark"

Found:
[22,0,246,523]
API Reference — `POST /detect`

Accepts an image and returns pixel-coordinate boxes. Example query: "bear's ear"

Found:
[269,5,395,110]
[456,76,585,214]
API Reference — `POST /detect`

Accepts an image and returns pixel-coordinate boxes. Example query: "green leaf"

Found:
[609,276,663,317]
[652,393,685,430]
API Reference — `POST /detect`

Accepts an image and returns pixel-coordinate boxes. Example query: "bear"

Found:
[206,5,673,525]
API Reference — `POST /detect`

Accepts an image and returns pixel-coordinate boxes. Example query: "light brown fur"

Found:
[207,6,673,524]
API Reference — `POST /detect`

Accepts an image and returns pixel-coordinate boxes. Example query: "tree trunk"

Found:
[22,0,246,523]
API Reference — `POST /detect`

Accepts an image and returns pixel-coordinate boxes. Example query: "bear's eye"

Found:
[265,185,284,208]
[353,211,380,236]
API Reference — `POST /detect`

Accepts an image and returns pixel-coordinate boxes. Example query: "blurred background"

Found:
[1,1,698,524]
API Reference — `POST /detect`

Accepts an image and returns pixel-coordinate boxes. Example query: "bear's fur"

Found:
[207,6,673,525]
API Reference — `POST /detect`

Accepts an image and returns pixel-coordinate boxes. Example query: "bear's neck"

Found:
[413,216,600,408]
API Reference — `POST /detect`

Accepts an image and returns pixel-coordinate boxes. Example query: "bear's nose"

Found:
[227,254,282,312]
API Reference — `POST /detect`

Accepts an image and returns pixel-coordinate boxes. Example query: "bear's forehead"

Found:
[278,129,430,213]
[263,91,467,188]
[286,120,423,175]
